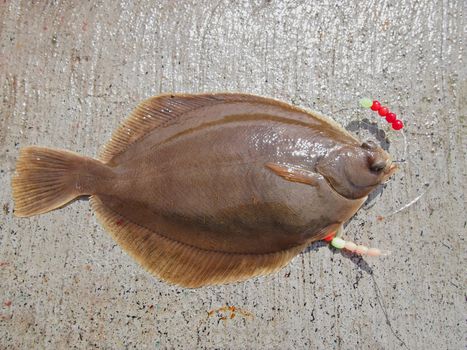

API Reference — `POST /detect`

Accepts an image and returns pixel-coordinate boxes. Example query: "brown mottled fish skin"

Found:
[12,93,397,287]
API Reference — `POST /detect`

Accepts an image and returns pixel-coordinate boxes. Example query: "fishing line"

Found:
[326,98,426,256]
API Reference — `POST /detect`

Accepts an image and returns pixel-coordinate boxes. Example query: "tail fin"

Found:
[12,146,111,217]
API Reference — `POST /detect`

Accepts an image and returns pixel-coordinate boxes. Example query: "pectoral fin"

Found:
[265,162,320,187]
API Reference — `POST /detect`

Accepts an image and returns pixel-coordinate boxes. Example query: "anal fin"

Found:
[90,195,312,288]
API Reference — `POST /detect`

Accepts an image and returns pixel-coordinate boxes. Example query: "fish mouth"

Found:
[381,162,398,182]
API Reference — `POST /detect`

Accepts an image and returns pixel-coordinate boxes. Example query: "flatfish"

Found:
[12,93,396,287]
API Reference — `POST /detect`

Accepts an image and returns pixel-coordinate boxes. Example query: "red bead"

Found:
[378,107,389,116]
[370,100,381,111]
[323,232,336,242]
[385,112,397,123]
[392,120,404,130]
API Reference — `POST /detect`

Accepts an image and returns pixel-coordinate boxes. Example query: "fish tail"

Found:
[12,146,113,217]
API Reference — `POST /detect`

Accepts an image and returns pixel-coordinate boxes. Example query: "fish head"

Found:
[316,140,397,199]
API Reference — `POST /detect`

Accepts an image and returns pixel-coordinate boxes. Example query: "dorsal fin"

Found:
[99,93,358,163]
[99,94,257,163]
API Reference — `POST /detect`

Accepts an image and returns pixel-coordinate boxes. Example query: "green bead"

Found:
[359,98,373,108]
[331,237,346,249]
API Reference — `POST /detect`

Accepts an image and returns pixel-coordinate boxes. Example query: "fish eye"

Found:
[370,160,386,173]
[362,141,377,150]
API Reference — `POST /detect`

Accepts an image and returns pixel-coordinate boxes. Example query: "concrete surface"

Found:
[0,1,465,349]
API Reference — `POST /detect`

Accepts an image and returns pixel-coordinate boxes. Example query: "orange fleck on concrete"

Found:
[207,305,253,321]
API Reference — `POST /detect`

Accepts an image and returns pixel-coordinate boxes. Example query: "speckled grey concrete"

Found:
[0,1,465,349]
